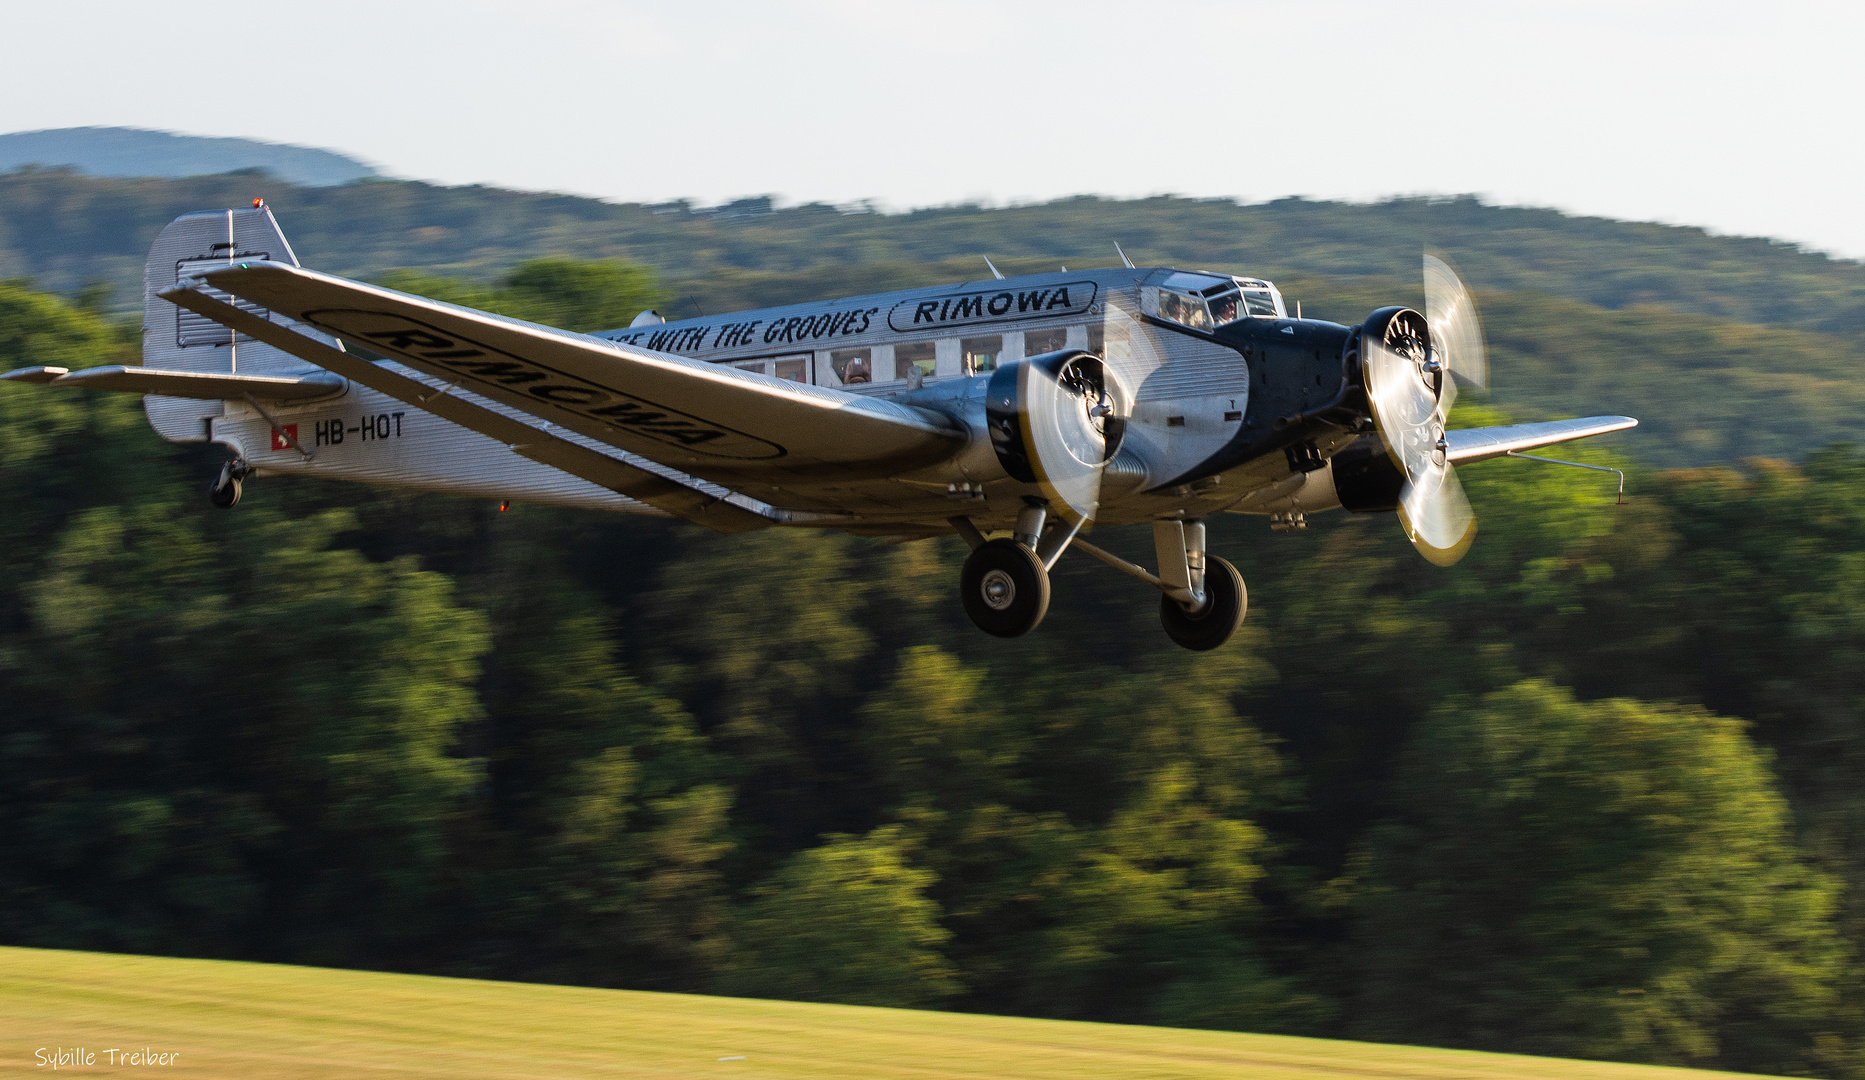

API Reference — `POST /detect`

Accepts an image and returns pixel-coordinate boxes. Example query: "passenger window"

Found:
[732,359,769,375]
[1024,327,1067,355]
[772,354,809,382]
[830,347,872,385]
[895,340,936,380]
[962,335,1002,375]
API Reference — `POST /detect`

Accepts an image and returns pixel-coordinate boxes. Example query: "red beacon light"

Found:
[252,198,264,209]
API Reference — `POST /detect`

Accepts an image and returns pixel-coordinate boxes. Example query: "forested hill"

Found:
[4,169,1864,466]
[4,169,1863,331]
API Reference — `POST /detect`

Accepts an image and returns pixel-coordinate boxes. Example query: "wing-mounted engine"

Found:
[984,350,1130,524]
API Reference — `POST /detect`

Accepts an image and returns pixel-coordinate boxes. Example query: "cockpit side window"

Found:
[1242,290,1278,317]
[1157,290,1212,330]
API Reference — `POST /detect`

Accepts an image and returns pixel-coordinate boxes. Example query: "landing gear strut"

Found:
[1150,518,1246,651]
[950,509,1247,650]
[208,458,251,509]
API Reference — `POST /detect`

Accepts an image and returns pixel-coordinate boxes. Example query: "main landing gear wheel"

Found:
[960,538,1051,638]
[1160,556,1247,651]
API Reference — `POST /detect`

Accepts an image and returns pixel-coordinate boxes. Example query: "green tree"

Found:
[858,645,1313,1028]
[503,258,667,332]
[1353,679,1846,1074]
[464,531,732,989]
[717,826,959,1007]
[376,257,666,332]
[0,502,490,964]
[642,528,876,861]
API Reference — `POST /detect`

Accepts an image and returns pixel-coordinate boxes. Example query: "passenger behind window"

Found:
[895,341,936,381]
[1024,327,1067,355]
[962,335,1001,375]
[831,347,872,385]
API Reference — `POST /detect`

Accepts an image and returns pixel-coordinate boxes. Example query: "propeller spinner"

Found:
[1360,256,1488,566]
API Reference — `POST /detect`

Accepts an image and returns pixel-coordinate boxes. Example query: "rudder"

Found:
[141,203,342,443]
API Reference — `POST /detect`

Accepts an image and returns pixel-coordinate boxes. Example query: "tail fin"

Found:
[141,203,342,443]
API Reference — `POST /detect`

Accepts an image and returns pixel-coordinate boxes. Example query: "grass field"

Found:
[0,946,1777,1079]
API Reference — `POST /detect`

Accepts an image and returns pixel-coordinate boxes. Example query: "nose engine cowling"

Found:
[985,350,1129,524]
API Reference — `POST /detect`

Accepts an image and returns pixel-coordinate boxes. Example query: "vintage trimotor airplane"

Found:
[3,204,1635,651]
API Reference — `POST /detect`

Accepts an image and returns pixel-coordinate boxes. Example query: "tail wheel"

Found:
[960,538,1051,638]
[208,459,249,509]
[1160,556,1246,651]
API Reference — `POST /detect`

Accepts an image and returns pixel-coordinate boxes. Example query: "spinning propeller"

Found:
[1361,255,1488,566]
[987,349,1128,528]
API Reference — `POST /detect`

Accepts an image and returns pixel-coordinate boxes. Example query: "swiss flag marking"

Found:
[271,424,298,451]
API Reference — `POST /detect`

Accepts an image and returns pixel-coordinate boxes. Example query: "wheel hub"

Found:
[980,569,1017,610]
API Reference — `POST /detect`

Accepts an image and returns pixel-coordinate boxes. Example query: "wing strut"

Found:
[241,391,314,461]
[1503,450,1627,504]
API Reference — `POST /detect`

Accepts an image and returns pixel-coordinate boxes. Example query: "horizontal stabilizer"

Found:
[0,364,345,401]
[1443,416,1638,465]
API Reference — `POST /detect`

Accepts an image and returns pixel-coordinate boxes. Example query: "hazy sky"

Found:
[5,0,1861,260]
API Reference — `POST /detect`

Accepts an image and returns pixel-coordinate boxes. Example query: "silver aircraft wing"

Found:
[1442,416,1639,465]
[157,285,786,533]
[166,261,965,487]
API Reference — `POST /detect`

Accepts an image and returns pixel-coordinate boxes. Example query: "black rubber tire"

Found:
[960,538,1051,638]
[208,477,242,509]
[1160,555,1247,651]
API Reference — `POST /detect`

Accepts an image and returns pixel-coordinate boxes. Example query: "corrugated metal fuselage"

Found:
[588,266,1358,533]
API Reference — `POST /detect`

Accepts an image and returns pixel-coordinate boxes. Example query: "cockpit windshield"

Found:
[1154,272,1284,330]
